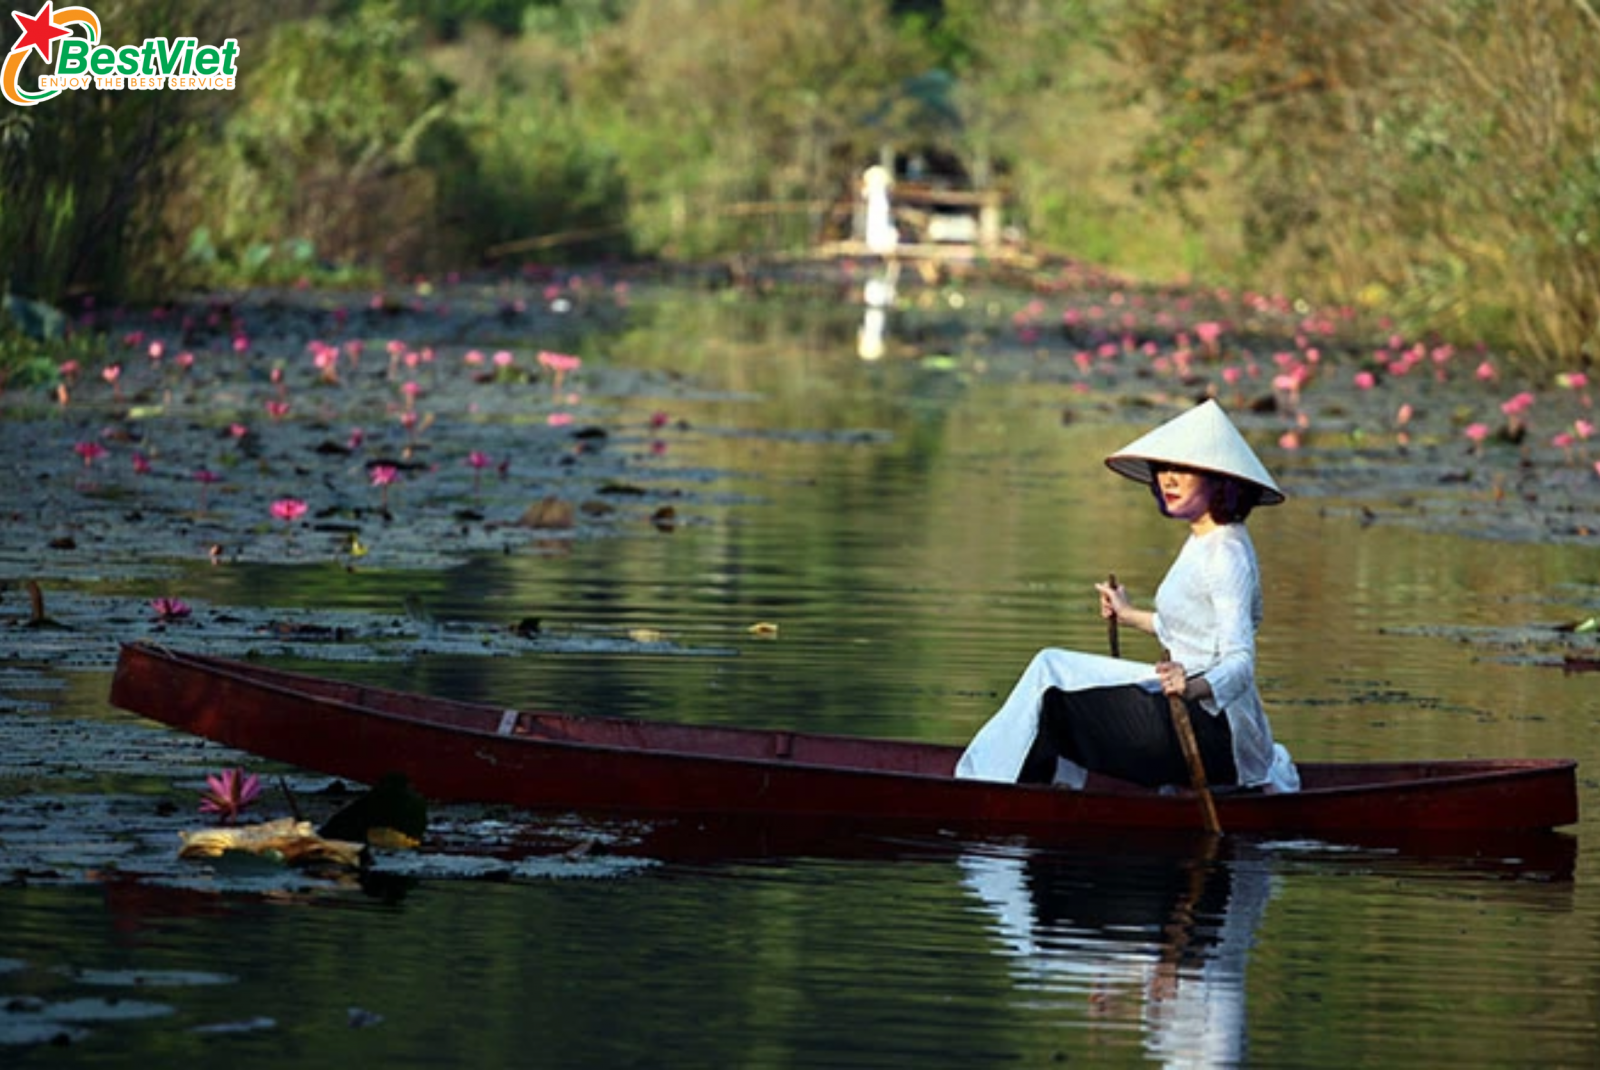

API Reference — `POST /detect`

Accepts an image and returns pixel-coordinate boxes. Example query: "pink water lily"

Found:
[370,464,399,510]
[198,767,261,823]
[538,350,582,393]
[271,498,308,524]
[150,597,191,620]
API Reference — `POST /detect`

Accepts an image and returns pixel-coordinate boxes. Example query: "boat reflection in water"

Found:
[963,839,1268,1066]
[960,833,1575,1067]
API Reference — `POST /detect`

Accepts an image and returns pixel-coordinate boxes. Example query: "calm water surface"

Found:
[6,290,1600,1067]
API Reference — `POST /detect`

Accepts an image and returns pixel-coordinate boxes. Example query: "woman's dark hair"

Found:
[1148,466,1263,524]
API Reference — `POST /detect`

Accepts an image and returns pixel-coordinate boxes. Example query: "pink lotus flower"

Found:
[538,350,582,393]
[265,400,291,421]
[271,498,308,524]
[1353,371,1376,390]
[1475,360,1496,381]
[74,440,107,467]
[370,464,399,509]
[547,412,574,427]
[1500,392,1535,417]
[151,597,191,620]
[1193,321,1223,352]
[1464,422,1490,447]
[466,450,492,492]
[132,452,151,475]
[1575,419,1594,440]
[198,767,261,823]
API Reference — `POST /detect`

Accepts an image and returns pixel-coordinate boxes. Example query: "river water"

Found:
[4,281,1599,1066]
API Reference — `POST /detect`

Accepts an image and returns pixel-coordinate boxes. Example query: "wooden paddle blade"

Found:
[1161,647,1221,835]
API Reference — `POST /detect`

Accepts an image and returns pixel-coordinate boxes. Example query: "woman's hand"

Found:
[1155,659,1188,698]
[1095,580,1129,623]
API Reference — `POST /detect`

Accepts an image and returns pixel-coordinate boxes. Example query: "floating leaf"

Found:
[178,817,365,867]
[747,622,780,639]
[628,628,666,643]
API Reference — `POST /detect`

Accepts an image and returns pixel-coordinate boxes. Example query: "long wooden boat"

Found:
[108,642,1579,840]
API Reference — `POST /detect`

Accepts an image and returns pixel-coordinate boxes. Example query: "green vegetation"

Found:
[4,0,1600,378]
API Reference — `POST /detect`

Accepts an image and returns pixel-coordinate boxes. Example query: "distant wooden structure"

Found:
[817,165,1020,267]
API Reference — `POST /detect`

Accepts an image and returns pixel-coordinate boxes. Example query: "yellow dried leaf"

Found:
[747,622,780,639]
[366,826,421,850]
[178,817,366,867]
[628,628,665,643]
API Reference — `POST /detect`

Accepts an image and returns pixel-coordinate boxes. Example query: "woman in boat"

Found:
[956,399,1299,794]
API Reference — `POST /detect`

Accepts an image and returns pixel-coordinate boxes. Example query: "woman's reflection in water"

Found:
[962,840,1279,1067]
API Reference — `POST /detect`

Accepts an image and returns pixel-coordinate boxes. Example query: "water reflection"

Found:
[857,268,896,362]
[962,840,1273,1067]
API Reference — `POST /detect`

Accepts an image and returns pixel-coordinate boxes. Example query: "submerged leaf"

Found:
[517,496,574,529]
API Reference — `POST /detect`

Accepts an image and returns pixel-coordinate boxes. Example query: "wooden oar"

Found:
[1106,572,1121,659]
[1163,646,1222,836]
[1107,572,1220,835]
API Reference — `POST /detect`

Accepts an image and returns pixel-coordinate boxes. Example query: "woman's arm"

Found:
[1096,580,1157,635]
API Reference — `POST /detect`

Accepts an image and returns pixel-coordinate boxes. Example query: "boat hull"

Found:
[108,642,1579,839]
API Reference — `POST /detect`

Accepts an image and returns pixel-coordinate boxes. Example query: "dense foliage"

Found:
[3,0,1599,371]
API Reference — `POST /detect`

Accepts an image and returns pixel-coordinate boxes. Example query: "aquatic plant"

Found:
[198,768,261,824]
[369,464,399,510]
[538,350,581,395]
[271,498,308,526]
[467,451,491,494]
[193,468,222,511]
[150,597,191,621]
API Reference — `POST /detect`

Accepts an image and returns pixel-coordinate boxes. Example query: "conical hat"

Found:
[1104,399,1285,505]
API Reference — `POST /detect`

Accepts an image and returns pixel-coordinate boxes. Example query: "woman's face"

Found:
[1153,465,1214,522]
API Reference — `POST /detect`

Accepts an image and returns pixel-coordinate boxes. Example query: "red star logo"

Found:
[10,1,72,65]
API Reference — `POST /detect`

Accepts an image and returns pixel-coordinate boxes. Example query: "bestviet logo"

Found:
[5,1,239,107]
